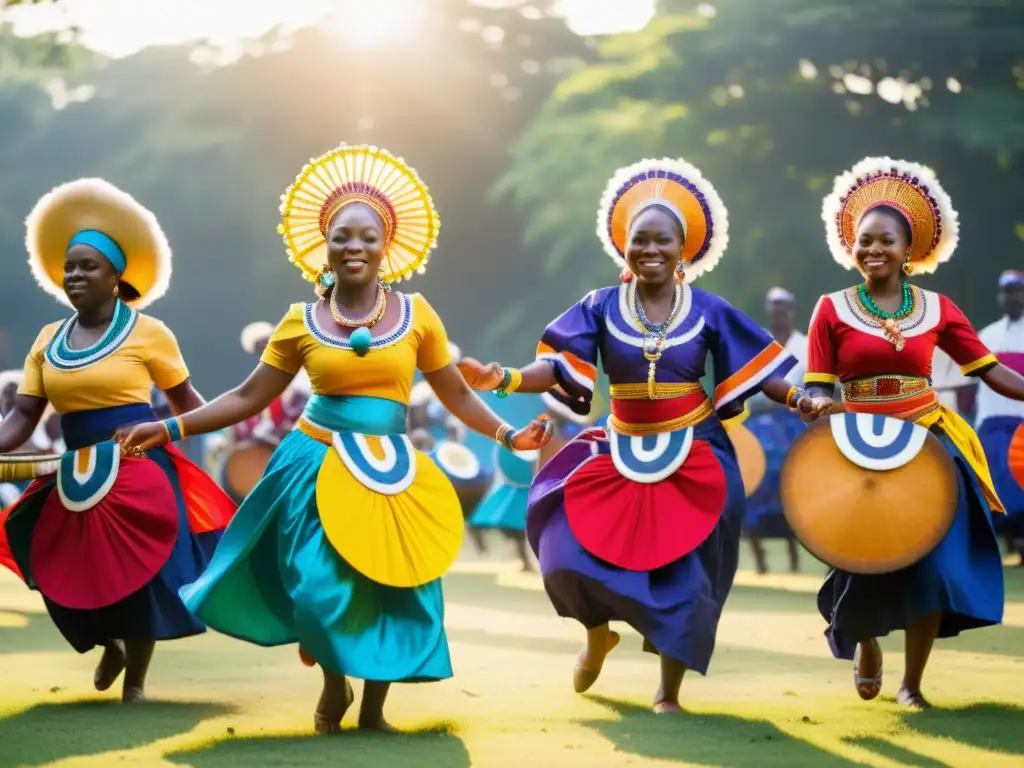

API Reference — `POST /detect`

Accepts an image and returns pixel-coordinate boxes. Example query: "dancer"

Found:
[0,179,235,702]
[743,287,806,574]
[467,438,538,572]
[804,157,1024,708]
[975,270,1024,559]
[459,157,802,712]
[116,145,551,732]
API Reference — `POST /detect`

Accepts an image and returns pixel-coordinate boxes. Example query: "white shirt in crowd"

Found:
[975,316,1024,425]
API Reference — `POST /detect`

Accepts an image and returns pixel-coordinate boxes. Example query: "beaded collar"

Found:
[45,300,139,371]
[304,292,413,351]
[841,284,929,334]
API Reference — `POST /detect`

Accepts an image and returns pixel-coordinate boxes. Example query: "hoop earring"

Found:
[901,259,913,276]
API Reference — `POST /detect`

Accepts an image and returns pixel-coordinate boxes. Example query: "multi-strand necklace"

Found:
[330,283,386,328]
[630,281,683,398]
[856,282,913,351]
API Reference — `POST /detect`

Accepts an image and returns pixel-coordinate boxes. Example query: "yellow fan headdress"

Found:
[596,158,729,282]
[822,157,958,275]
[25,178,172,309]
[278,145,440,288]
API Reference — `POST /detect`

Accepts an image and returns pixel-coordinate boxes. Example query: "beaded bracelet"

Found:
[495,367,523,399]
[495,423,516,450]
[162,416,186,443]
[786,386,806,410]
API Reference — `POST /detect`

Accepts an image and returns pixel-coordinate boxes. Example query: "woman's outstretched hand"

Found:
[511,415,553,451]
[457,358,505,391]
[114,421,169,455]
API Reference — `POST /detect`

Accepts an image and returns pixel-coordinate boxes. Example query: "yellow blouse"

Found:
[261,293,451,404]
[18,312,189,414]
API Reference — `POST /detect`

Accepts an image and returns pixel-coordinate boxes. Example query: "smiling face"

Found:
[326,202,387,287]
[63,243,119,310]
[624,205,684,286]
[853,207,912,282]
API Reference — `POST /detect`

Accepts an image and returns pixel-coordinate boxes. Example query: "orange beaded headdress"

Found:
[278,145,440,288]
[596,158,729,282]
[822,156,959,275]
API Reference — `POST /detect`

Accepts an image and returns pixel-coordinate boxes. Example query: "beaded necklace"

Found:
[856,282,913,352]
[630,281,683,398]
[330,283,386,328]
[45,300,138,371]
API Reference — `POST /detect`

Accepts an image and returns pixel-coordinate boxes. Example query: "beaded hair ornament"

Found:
[596,157,729,283]
[822,156,959,275]
[278,144,440,290]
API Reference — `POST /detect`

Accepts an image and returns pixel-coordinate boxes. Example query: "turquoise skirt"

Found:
[180,395,452,683]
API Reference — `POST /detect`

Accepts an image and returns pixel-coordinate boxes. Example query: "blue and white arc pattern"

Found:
[829,413,928,471]
[332,432,417,495]
[609,425,694,484]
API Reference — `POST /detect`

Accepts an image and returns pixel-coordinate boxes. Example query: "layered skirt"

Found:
[0,403,234,652]
[977,415,1024,538]
[180,395,463,683]
[743,407,805,539]
[468,446,534,532]
[817,407,1005,659]
[526,417,745,674]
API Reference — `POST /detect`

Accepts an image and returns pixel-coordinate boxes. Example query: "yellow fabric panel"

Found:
[16,314,189,413]
[260,292,453,404]
[316,449,464,587]
[916,404,1004,514]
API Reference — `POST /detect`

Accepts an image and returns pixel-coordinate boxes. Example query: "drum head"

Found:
[780,415,959,575]
[727,423,766,496]
[224,442,275,499]
[1009,422,1024,491]
[434,441,481,481]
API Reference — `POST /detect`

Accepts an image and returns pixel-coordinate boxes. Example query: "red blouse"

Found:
[805,286,996,386]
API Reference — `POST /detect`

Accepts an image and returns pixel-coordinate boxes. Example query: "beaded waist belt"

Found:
[840,375,938,418]
[609,382,712,436]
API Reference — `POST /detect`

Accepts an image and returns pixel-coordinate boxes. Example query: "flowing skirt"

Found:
[978,416,1024,538]
[817,429,1004,660]
[180,399,454,683]
[0,404,233,653]
[526,419,745,674]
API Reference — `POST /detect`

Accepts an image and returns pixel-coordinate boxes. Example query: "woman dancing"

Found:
[0,178,235,702]
[805,157,1024,707]
[459,158,804,712]
[117,145,551,732]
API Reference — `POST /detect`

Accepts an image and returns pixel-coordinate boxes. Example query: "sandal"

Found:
[896,687,931,709]
[573,630,620,693]
[853,639,883,701]
[314,679,354,734]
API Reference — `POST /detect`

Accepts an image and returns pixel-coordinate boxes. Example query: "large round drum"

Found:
[432,440,492,518]
[726,422,766,497]
[224,442,275,499]
[1009,422,1024,490]
[780,413,959,575]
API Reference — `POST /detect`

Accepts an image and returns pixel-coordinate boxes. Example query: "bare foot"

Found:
[853,639,883,701]
[653,700,684,714]
[314,678,354,734]
[94,640,126,692]
[573,629,620,693]
[896,686,931,709]
[298,647,316,667]
[122,686,146,704]
[358,716,400,733]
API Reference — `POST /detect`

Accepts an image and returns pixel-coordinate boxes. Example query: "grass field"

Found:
[1,540,1022,768]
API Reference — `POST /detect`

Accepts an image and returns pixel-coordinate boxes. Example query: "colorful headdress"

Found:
[596,158,729,282]
[25,178,172,309]
[240,321,274,354]
[278,145,440,287]
[822,157,958,275]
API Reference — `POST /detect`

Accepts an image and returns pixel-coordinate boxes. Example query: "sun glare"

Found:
[324,0,420,49]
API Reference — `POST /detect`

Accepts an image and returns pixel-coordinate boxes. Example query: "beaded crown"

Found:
[596,157,729,283]
[822,156,959,275]
[278,145,440,287]
[25,178,172,310]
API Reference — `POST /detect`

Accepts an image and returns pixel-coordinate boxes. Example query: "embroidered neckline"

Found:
[45,301,139,371]
[304,293,413,351]
[841,285,929,335]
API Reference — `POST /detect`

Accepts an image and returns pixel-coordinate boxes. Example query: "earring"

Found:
[319,266,336,288]
[674,262,685,283]
[902,259,913,276]
[619,266,634,283]
[112,283,119,298]
[378,275,391,292]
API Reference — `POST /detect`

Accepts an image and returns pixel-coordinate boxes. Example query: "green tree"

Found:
[493,0,1024,349]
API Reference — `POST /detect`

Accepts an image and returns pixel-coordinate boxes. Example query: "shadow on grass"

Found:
[166,722,470,768]
[901,702,1024,756]
[580,696,863,768]
[0,699,232,768]
[844,737,948,767]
